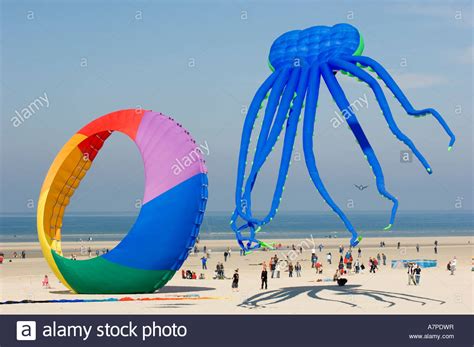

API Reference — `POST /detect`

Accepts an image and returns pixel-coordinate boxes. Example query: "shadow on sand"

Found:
[239,284,446,309]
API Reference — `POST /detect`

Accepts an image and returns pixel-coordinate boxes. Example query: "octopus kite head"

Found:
[268,23,364,71]
[232,23,455,252]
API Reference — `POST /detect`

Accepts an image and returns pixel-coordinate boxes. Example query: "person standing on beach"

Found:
[270,259,276,278]
[414,265,421,285]
[434,240,438,254]
[201,256,207,270]
[382,253,387,266]
[295,262,302,277]
[416,244,420,253]
[449,257,457,275]
[275,261,281,278]
[376,253,381,264]
[261,268,268,289]
[407,263,416,285]
[42,275,50,288]
[232,269,239,291]
[311,253,317,268]
[338,257,344,275]
[369,257,378,273]
[369,258,374,273]
[354,259,360,274]
[21,250,26,259]
[357,248,361,258]
[288,262,294,277]
[319,244,323,252]
[327,252,332,264]
[339,245,344,254]
[397,241,400,250]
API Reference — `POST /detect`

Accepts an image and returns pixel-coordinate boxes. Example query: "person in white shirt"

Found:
[449,257,457,275]
[275,261,281,278]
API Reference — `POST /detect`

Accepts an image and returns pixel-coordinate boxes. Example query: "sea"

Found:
[0,211,472,243]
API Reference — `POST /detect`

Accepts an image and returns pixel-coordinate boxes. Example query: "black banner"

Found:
[0,315,472,347]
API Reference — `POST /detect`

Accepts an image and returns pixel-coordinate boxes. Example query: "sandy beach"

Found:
[1,236,472,314]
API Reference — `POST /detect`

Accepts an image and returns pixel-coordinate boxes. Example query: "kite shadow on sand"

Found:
[239,284,446,309]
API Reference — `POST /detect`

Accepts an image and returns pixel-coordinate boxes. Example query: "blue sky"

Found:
[1,0,472,214]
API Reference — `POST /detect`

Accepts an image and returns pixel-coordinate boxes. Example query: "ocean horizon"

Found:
[0,210,472,242]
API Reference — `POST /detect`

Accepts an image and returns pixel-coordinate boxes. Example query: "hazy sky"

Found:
[1,0,472,215]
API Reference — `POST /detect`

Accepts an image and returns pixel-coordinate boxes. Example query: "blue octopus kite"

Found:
[231,23,455,252]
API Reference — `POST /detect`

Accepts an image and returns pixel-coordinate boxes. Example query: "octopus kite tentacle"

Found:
[245,68,309,222]
[321,63,399,231]
[347,55,456,149]
[232,23,455,252]
[263,68,309,220]
[257,70,308,219]
[303,66,361,246]
[239,69,295,226]
[329,58,433,173]
[233,71,279,219]
[242,68,301,222]
[232,68,309,251]
[253,68,291,163]
[231,71,280,250]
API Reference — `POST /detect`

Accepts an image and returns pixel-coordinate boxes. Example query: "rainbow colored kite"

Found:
[37,109,208,294]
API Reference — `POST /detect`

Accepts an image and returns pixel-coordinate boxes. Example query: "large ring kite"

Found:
[37,109,208,294]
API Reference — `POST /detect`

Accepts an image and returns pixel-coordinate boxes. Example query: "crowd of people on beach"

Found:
[195,244,380,290]
[186,239,461,292]
[4,239,458,291]
[184,243,460,292]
